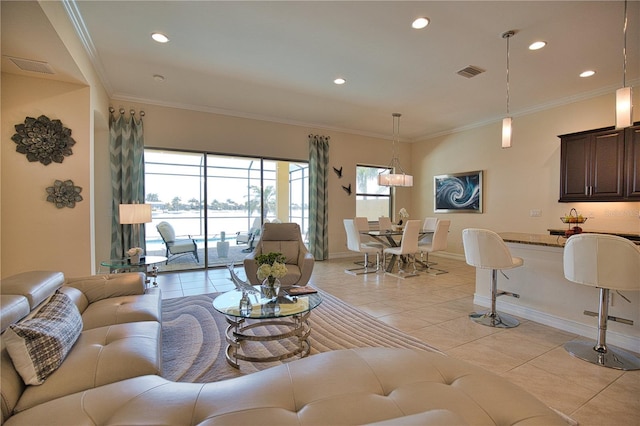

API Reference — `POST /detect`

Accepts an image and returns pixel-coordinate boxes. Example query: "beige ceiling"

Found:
[2,1,639,140]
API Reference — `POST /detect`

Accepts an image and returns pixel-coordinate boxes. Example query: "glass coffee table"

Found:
[213,287,322,368]
[99,255,167,287]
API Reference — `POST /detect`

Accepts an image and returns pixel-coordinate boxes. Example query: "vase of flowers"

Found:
[255,252,288,300]
[127,247,143,264]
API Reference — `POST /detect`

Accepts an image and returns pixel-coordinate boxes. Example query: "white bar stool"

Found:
[563,233,640,370]
[462,228,523,328]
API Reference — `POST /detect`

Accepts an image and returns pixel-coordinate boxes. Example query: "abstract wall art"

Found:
[434,170,483,213]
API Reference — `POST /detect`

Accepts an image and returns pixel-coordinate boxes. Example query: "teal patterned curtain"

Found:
[308,134,330,260]
[109,108,145,259]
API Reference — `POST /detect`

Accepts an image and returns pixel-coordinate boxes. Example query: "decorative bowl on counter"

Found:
[560,217,587,224]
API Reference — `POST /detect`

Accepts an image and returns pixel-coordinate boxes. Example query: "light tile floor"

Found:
[155,256,640,426]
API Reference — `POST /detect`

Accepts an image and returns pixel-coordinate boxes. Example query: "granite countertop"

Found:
[499,232,566,248]
[547,228,640,242]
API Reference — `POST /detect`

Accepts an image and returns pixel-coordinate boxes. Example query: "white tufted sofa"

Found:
[3,347,567,425]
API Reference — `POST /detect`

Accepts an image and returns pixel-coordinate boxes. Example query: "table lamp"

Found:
[119,203,152,253]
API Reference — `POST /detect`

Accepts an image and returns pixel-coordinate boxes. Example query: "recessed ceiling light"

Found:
[528,41,547,50]
[153,74,165,82]
[580,70,596,78]
[151,32,169,43]
[334,78,346,85]
[412,17,430,29]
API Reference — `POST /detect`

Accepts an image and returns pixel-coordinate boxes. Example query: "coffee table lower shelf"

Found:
[223,312,311,368]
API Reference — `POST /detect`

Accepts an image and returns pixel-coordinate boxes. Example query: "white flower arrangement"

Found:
[399,208,409,219]
[255,251,288,282]
[257,262,288,281]
[127,247,144,257]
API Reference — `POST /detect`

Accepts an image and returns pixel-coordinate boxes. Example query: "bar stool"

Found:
[462,228,523,328]
[563,233,640,370]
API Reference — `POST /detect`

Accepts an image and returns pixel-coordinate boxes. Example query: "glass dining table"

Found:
[362,229,433,272]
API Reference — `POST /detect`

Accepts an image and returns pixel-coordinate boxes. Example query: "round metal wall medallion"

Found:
[11,115,76,165]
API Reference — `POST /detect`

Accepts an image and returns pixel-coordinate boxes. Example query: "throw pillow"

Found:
[4,290,82,385]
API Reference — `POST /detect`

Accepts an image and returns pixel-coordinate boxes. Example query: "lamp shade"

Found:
[378,173,413,187]
[502,117,512,148]
[119,204,152,224]
[616,86,633,129]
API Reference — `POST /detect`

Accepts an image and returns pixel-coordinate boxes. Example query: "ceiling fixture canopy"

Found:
[501,30,515,149]
[616,0,633,129]
[378,113,413,187]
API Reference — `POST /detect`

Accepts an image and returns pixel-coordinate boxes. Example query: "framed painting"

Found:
[434,170,483,213]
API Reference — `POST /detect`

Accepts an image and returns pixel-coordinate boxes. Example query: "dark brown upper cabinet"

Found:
[559,125,639,202]
[625,125,640,199]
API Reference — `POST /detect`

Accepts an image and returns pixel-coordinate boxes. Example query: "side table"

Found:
[100,255,167,287]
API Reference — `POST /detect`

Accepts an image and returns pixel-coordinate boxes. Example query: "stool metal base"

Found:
[564,341,640,371]
[470,310,519,328]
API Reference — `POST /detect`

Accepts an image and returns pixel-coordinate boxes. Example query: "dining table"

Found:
[362,229,434,272]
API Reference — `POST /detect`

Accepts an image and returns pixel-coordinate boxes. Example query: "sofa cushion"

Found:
[4,291,82,385]
[0,296,30,333]
[78,292,162,330]
[14,321,161,413]
[0,272,64,309]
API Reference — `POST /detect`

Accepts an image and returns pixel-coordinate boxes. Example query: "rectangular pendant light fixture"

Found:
[502,117,512,148]
[616,86,633,129]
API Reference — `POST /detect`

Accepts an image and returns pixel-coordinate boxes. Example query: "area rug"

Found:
[161,290,442,383]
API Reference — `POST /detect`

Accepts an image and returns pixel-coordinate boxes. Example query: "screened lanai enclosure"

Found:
[143,149,309,272]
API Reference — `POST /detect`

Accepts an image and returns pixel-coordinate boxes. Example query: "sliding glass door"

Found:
[144,149,308,272]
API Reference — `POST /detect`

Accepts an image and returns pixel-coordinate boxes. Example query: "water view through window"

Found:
[144,149,309,271]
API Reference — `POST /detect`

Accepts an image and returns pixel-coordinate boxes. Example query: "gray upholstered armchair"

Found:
[244,222,314,287]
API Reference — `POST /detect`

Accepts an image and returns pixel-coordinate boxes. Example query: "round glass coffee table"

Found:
[213,288,322,368]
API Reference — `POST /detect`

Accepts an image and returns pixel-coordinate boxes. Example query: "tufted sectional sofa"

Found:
[1,271,569,425]
[1,270,162,424]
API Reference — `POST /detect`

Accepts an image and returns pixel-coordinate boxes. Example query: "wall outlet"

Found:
[529,209,542,217]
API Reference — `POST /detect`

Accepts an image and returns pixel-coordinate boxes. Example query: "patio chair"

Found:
[236,218,267,252]
[156,221,199,264]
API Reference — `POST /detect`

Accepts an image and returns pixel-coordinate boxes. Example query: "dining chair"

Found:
[418,217,439,263]
[378,216,393,232]
[418,220,450,275]
[343,219,381,275]
[354,217,384,267]
[383,219,421,278]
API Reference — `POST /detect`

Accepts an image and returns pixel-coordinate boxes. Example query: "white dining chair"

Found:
[344,219,381,275]
[378,216,393,232]
[383,219,421,278]
[418,217,439,263]
[418,220,450,275]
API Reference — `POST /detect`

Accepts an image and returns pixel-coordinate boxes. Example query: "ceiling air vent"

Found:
[457,65,485,79]
[7,56,55,74]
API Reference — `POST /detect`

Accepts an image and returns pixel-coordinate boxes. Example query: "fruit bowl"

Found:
[560,217,587,224]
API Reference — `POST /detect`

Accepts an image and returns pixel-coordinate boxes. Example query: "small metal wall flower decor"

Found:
[12,115,76,165]
[46,180,83,208]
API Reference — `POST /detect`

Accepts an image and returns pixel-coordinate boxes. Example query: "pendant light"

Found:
[616,0,633,129]
[378,113,413,187]
[501,30,515,148]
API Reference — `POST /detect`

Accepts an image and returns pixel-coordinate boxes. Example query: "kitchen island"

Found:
[471,232,639,353]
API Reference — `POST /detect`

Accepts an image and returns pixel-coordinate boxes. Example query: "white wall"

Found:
[1,74,92,277]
